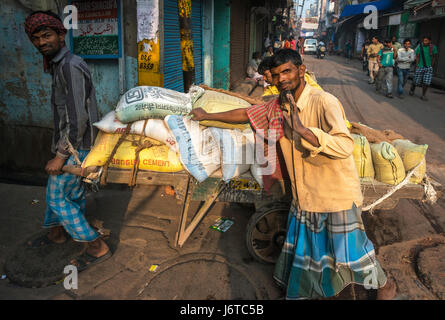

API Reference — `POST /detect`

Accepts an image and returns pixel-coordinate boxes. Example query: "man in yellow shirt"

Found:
[259,56,322,97]
[189,49,396,300]
[258,57,280,96]
[367,36,384,84]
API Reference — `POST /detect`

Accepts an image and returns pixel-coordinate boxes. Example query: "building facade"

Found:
[0,0,292,174]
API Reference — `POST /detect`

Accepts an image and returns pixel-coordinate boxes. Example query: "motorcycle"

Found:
[317,45,326,59]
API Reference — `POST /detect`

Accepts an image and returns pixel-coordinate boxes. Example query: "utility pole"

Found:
[297,0,306,37]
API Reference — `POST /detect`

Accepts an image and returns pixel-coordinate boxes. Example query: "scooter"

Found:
[317,45,326,59]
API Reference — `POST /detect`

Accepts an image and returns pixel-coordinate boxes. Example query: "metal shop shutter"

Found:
[191,0,203,86]
[230,1,249,87]
[163,0,203,92]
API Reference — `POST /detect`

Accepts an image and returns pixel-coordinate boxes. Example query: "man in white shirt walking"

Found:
[396,39,415,99]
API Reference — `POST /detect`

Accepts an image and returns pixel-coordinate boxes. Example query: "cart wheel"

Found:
[246,203,290,264]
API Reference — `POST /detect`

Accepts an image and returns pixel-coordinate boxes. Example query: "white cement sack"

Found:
[250,163,264,188]
[164,115,221,182]
[93,111,178,152]
[115,86,204,123]
[209,127,254,182]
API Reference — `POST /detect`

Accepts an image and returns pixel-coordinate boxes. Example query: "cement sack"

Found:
[392,139,428,184]
[209,127,254,182]
[82,131,183,172]
[250,163,264,188]
[115,85,204,124]
[192,90,252,130]
[351,134,374,180]
[164,115,221,182]
[305,72,323,91]
[93,111,178,152]
[370,142,406,185]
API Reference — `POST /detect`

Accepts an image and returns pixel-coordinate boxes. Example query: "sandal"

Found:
[71,250,112,272]
[27,233,66,248]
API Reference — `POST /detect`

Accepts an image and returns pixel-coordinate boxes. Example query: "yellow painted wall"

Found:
[138,38,164,86]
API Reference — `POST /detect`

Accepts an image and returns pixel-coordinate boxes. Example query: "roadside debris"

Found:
[30,199,39,205]
[210,217,235,233]
[149,265,159,272]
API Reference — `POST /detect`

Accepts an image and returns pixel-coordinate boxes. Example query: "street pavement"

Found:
[1,54,445,300]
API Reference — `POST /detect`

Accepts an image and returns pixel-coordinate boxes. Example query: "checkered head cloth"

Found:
[24,12,67,72]
[24,12,67,40]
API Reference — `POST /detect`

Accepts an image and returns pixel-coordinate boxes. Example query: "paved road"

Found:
[305,54,445,173]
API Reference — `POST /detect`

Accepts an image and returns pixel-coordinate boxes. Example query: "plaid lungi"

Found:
[43,150,99,242]
[274,202,387,299]
[414,66,433,86]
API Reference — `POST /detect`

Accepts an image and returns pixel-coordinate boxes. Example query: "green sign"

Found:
[70,0,122,59]
[73,35,119,56]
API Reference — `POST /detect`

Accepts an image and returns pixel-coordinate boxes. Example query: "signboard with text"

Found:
[69,0,122,59]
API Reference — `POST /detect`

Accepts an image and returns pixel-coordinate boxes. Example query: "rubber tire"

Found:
[246,202,290,264]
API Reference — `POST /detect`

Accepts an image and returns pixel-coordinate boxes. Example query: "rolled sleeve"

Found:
[300,97,354,159]
[300,128,324,156]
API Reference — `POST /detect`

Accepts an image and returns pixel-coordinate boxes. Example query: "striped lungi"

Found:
[273,203,387,299]
[43,150,99,242]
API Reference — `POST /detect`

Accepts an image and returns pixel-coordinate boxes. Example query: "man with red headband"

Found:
[25,11,111,271]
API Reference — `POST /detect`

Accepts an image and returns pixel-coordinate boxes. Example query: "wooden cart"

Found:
[94,167,442,264]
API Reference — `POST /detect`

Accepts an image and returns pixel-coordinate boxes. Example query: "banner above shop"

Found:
[69,0,122,59]
[339,0,395,18]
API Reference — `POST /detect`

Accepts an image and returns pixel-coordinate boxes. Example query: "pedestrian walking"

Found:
[297,37,304,56]
[24,11,111,270]
[284,37,291,49]
[396,39,415,99]
[391,36,402,52]
[274,37,282,51]
[409,36,438,101]
[345,40,352,61]
[290,36,297,51]
[376,39,398,98]
[367,36,384,84]
[361,39,371,74]
[328,40,334,55]
[189,49,396,300]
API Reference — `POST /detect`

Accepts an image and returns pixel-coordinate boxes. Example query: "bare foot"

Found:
[69,238,112,271]
[377,278,397,300]
[27,226,67,247]
[47,226,67,244]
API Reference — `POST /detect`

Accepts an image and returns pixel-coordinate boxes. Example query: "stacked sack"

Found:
[81,85,264,187]
[163,88,263,185]
[82,86,205,173]
[350,127,428,185]
[351,134,375,181]
[392,139,428,184]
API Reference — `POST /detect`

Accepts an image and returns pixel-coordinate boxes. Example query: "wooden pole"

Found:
[178,0,195,92]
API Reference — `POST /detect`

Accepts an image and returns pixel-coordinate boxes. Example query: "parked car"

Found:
[304,38,318,54]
